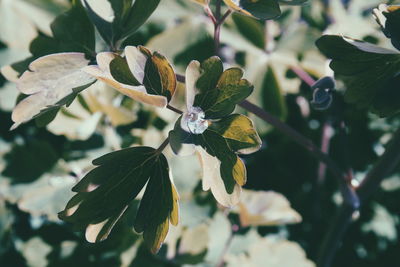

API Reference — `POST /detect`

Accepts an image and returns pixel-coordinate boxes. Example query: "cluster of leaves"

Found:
[2,0,400,266]
[2,0,270,253]
[316,4,400,117]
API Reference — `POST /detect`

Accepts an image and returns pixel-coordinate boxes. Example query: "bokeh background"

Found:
[1,0,400,266]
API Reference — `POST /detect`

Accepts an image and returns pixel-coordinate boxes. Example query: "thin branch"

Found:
[204,5,217,24]
[167,104,183,114]
[215,0,222,21]
[290,66,316,87]
[357,129,400,201]
[238,100,359,210]
[317,128,400,267]
[176,73,185,83]
[177,70,357,208]
[317,123,333,185]
[220,9,232,25]
[156,138,170,154]
[214,23,221,55]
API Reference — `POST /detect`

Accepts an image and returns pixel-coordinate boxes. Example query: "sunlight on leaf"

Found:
[59,146,178,253]
[237,189,302,227]
[10,52,95,129]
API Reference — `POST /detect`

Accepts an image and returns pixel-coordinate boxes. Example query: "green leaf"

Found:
[110,55,141,86]
[209,114,262,154]
[232,13,265,49]
[50,0,95,55]
[2,140,59,184]
[223,0,281,20]
[59,146,178,253]
[109,0,133,20]
[194,65,253,119]
[195,56,224,96]
[59,147,157,242]
[10,1,96,75]
[120,0,161,40]
[134,153,179,254]
[261,66,287,120]
[168,117,195,156]
[316,35,400,117]
[142,49,177,101]
[83,0,158,46]
[83,0,114,45]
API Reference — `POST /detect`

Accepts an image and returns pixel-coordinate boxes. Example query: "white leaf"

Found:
[197,147,241,207]
[11,53,95,129]
[125,46,148,83]
[185,60,201,110]
[179,224,209,255]
[82,0,114,22]
[237,190,302,227]
[225,237,315,267]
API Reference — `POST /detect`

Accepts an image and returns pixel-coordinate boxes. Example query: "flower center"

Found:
[182,106,208,134]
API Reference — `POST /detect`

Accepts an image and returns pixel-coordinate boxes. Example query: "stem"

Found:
[238,100,359,210]
[220,9,232,24]
[167,104,183,114]
[316,203,355,267]
[177,69,357,208]
[317,123,333,185]
[156,138,170,154]
[215,0,222,20]
[317,128,400,267]
[357,129,400,202]
[207,0,232,55]
[214,23,221,55]
[176,73,185,83]
[290,66,316,87]
[204,5,217,24]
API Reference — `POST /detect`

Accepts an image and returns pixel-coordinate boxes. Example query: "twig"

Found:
[317,123,333,185]
[290,66,316,87]
[156,138,170,154]
[175,71,358,209]
[238,100,359,210]
[204,5,217,24]
[167,104,183,114]
[317,128,400,267]
[357,129,400,201]
[176,73,185,83]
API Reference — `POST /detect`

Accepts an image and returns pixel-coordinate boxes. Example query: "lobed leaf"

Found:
[85,46,176,107]
[316,35,400,117]
[195,130,238,194]
[373,4,400,51]
[11,53,96,129]
[59,146,178,252]
[134,154,179,253]
[192,57,253,119]
[50,0,95,56]
[7,0,96,76]
[209,114,262,154]
[83,0,159,46]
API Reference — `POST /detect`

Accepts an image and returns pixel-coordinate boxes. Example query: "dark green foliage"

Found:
[193,57,253,119]
[316,35,400,117]
[84,0,160,47]
[2,140,59,183]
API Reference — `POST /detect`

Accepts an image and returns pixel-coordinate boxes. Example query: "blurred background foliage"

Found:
[1,0,400,266]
